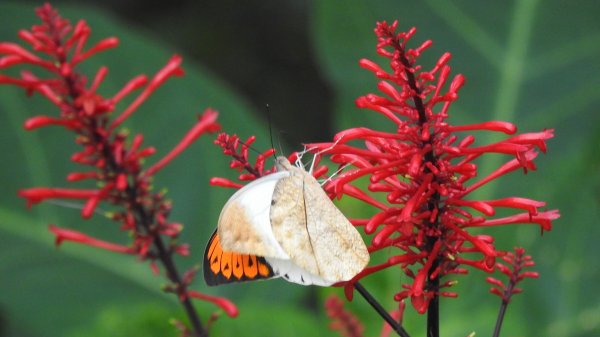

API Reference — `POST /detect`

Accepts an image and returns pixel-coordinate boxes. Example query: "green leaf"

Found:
[312,1,600,336]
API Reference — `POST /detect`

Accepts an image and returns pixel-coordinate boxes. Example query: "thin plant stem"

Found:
[354,282,411,337]
[492,300,509,337]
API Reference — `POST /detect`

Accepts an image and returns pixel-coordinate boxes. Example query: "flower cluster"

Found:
[305,21,559,313]
[486,247,538,337]
[486,247,539,303]
[0,4,234,335]
[210,133,277,187]
[211,132,331,188]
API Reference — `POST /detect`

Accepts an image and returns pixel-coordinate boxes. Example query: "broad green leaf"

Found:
[312,1,600,336]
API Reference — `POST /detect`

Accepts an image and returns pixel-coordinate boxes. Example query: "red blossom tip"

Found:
[73,37,119,64]
[18,187,99,207]
[187,290,238,317]
[49,224,134,254]
[24,115,81,130]
[447,121,517,134]
[209,177,243,189]
[110,54,186,129]
[145,108,219,176]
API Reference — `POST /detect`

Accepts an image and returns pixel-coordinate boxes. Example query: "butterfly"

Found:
[204,156,369,286]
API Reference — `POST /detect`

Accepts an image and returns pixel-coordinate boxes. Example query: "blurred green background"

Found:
[1,1,599,336]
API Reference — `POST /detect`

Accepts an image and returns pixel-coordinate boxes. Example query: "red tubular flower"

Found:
[49,224,135,254]
[18,187,99,207]
[1,5,222,336]
[187,291,239,318]
[304,20,559,313]
[145,108,221,176]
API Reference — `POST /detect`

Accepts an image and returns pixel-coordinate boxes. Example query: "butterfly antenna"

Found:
[239,140,263,156]
[319,158,357,187]
[296,135,345,174]
[266,103,276,153]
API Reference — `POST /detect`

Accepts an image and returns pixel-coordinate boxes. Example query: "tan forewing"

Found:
[301,170,370,282]
[269,172,321,276]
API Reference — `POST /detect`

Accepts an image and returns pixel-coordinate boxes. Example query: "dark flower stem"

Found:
[394,35,441,337]
[354,282,411,337]
[130,194,207,337]
[492,300,509,337]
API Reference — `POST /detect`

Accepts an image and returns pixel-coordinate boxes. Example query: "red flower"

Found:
[1,4,227,335]
[304,21,559,313]
[49,224,135,254]
[486,247,538,337]
[211,133,278,187]
[486,247,539,303]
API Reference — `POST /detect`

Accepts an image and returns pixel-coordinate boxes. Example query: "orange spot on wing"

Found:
[232,253,244,279]
[243,255,259,278]
[258,260,271,277]
[208,233,222,274]
[221,251,233,279]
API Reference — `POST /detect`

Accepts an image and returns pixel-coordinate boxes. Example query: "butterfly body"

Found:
[204,156,369,286]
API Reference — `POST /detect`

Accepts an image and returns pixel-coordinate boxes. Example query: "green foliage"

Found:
[210,299,326,337]
[1,1,599,337]
[66,303,181,337]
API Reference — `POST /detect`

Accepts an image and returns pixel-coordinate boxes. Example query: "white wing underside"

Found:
[266,257,333,286]
[218,171,290,259]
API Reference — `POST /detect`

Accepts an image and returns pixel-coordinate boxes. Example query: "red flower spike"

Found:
[303,20,558,314]
[213,132,276,181]
[3,5,223,335]
[325,295,365,337]
[487,247,538,304]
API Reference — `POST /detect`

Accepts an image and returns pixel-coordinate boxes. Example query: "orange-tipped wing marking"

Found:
[204,230,274,286]
[242,255,258,278]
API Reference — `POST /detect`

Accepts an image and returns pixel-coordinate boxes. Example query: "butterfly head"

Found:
[275,156,293,172]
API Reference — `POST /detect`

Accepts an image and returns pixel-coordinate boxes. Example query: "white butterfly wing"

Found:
[266,257,333,286]
[217,171,291,259]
